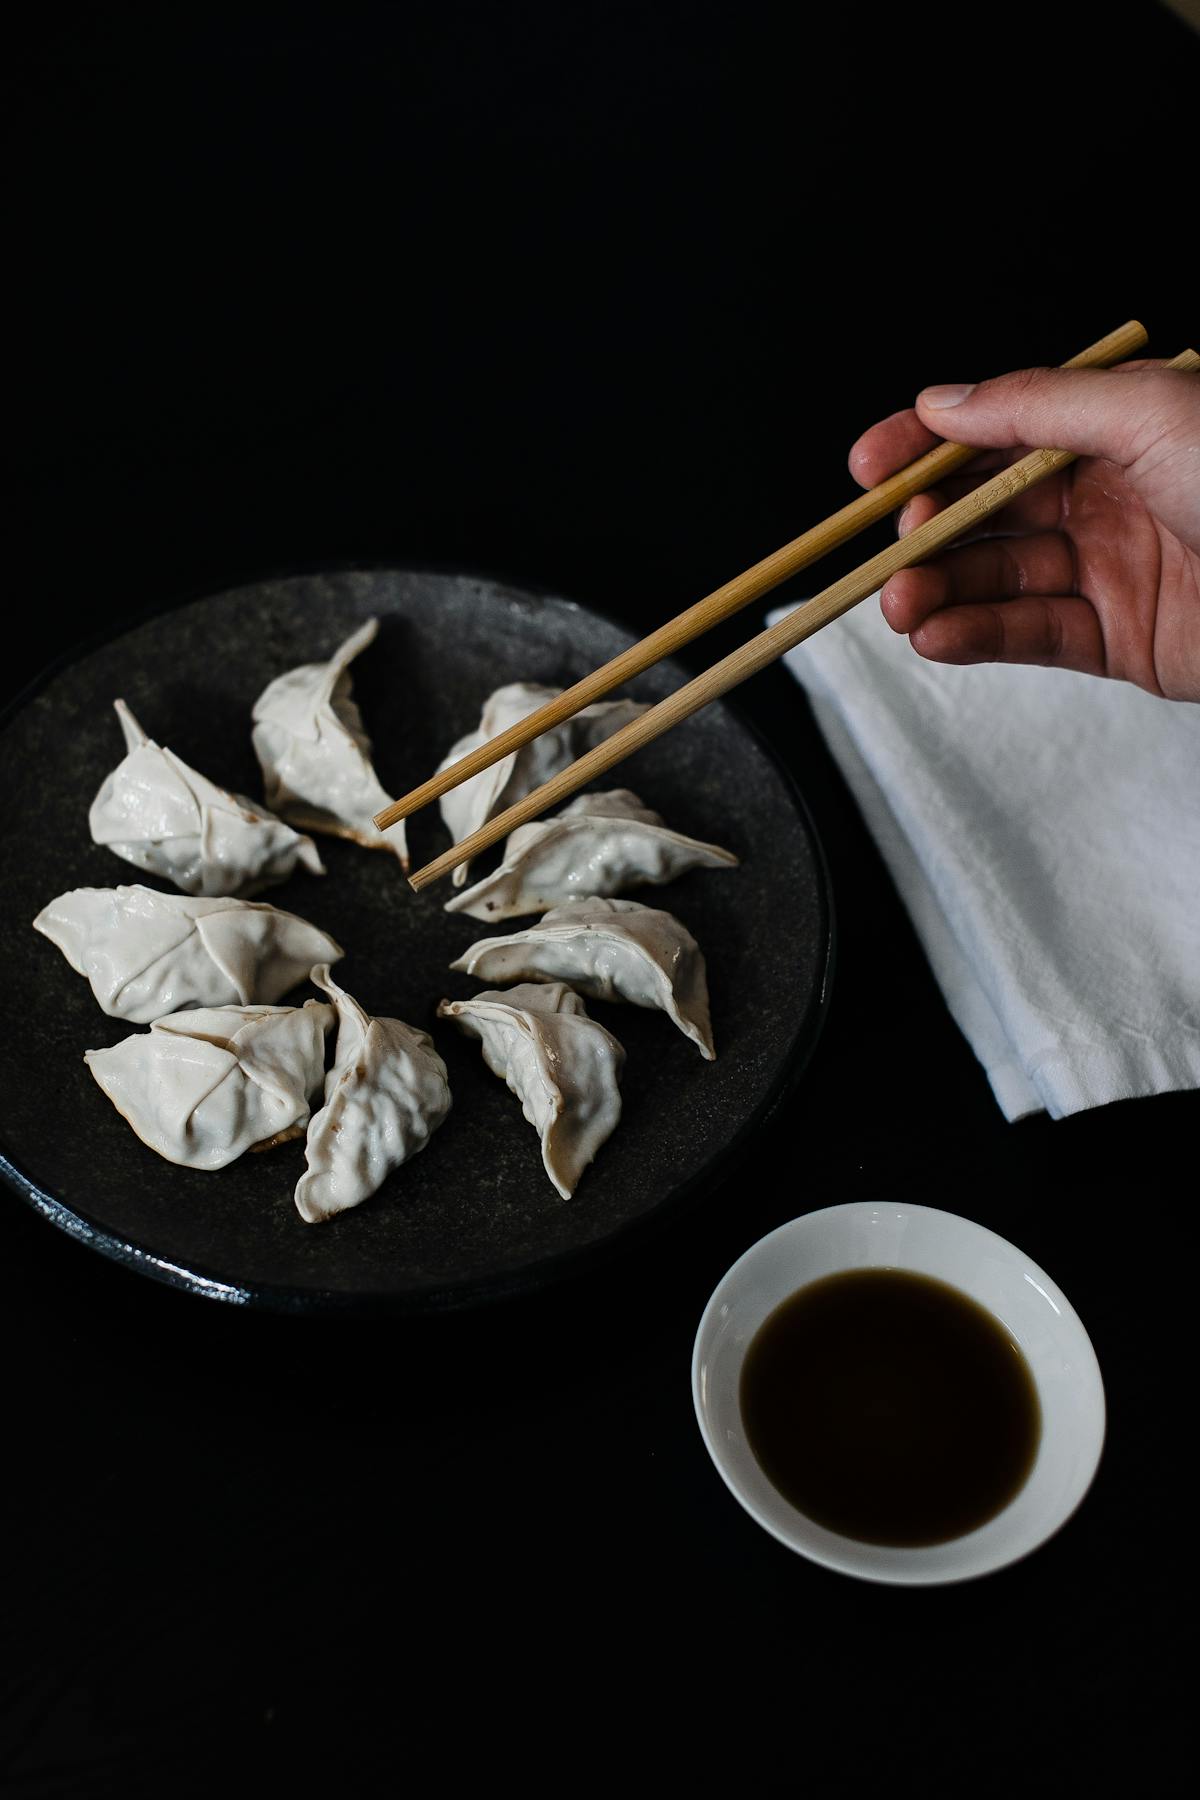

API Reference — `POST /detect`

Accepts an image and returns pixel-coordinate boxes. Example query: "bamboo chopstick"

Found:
[406,344,1198,893]
[375,319,1147,837]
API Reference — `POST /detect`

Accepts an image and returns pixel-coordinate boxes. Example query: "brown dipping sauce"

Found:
[740,1268,1041,1547]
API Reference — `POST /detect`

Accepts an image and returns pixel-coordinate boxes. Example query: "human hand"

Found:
[848,363,1200,701]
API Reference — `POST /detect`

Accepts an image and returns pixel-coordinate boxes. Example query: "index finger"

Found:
[848,407,944,489]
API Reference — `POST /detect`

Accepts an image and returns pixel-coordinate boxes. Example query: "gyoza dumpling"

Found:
[449,896,715,1059]
[86,1001,334,1169]
[437,682,649,885]
[437,982,623,1199]
[89,700,325,897]
[251,617,407,868]
[444,789,738,921]
[295,965,452,1225]
[34,885,344,1023]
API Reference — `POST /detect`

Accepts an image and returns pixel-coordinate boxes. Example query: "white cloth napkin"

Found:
[771,600,1200,1120]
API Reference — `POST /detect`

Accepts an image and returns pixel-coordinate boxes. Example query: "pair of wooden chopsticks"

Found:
[379,322,1198,892]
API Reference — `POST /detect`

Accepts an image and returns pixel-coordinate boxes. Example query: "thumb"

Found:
[914,363,1185,467]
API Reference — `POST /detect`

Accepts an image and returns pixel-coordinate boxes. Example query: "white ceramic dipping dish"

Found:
[693,1203,1105,1585]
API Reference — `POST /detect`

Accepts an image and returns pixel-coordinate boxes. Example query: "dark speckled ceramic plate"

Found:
[0,570,832,1311]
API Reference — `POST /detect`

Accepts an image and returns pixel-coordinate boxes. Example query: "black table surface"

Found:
[3,5,1193,1789]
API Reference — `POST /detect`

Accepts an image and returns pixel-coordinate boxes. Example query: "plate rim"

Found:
[0,562,836,1314]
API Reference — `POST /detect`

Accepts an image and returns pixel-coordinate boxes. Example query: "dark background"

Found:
[2,4,1193,1790]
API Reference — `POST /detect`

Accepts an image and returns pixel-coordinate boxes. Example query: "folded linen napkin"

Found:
[771,600,1200,1120]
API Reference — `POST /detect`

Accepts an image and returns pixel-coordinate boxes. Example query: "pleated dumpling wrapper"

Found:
[449,896,715,1059]
[444,788,738,921]
[89,699,325,897]
[294,966,452,1225]
[436,682,649,886]
[437,982,623,1199]
[34,885,344,1023]
[251,617,407,869]
[86,1001,334,1169]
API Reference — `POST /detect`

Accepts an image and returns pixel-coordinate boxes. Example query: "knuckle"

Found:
[980,606,1007,662]
[1005,365,1046,402]
[1039,599,1065,663]
[970,366,1053,446]
[987,366,1048,418]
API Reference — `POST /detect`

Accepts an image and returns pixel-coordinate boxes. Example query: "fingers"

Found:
[878,530,1107,678]
[848,407,943,489]
[895,469,1069,541]
[913,364,1194,468]
[907,597,1107,680]
[880,534,1077,633]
